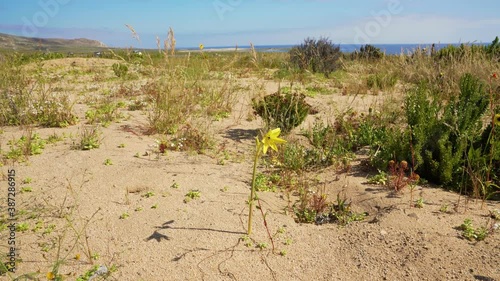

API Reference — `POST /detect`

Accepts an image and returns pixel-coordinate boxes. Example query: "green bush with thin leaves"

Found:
[252,91,310,134]
[373,73,493,194]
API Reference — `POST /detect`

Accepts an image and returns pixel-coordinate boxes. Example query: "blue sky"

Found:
[0,0,499,48]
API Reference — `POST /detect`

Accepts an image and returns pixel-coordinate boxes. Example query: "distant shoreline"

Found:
[177,43,489,55]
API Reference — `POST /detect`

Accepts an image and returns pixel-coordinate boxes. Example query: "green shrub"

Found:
[352,44,384,60]
[289,37,341,77]
[85,97,123,126]
[434,37,499,62]
[73,126,101,150]
[379,74,489,189]
[0,57,76,127]
[434,42,489,62]
[145,76,196,134]
[252,91,310,133]
[485,36,500,59]
[112,63,128,78]
[475,123,500,192]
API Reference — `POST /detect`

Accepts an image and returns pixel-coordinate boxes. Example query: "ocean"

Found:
[182,43,488,55]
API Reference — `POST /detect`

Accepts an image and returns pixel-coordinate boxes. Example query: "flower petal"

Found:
[262,143,269,154]
[269,143,278,152]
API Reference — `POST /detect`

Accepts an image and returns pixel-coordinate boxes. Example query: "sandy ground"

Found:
[0,58,499,281]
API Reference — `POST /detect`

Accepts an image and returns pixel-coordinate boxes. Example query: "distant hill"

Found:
[0,32,107,52]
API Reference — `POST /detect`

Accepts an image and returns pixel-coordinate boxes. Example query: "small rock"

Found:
[407,213,419,219]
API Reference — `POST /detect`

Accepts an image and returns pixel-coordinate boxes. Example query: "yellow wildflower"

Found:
[199,44,204,50]
[261,128,287,154]
[495,113,500,126]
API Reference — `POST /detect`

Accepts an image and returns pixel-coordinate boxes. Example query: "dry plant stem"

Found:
[410,186,414,208]
[257,198,275,253]
[65,208,101,262]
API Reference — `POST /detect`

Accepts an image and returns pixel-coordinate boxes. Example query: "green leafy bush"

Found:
[252,91,310,133]
[289,37,341,77]
[112,63,128,78]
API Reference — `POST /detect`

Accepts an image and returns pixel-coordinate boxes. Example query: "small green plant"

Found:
[184,190,201,203]
[16,222,29,232]
[314,194,366,226]
[32,221,43,232]
[118,143,126,148]
[276,226,286,234]
[4,131,47,162]
[415,197,424,208]
[112,63,128,78]
[254,173,277,192]
[143,191,155,198]
[490,209,500,220]
[47,132,63,143]
[43,224,56,235]
[85,97,124,126]
[170,182,180,189]
[440,204,449,213]
[119,213,129,219]
[185,190,201,200]
[74,126,101,150]
[460,219,490,241]
[253,91,310,134]
[22,177,32,184]
[367,170,388,185]
[76,265,100,281]
[20,186,33,193]
[256,242,268,250]
[240,235,253,247]
[134,207,143,212]
[151,204,158,209]
[103,158,113,166]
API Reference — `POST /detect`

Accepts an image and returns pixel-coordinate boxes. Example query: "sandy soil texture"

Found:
[0,58,499,281]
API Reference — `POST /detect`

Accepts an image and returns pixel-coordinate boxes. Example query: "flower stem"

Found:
[248,144,261,235]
